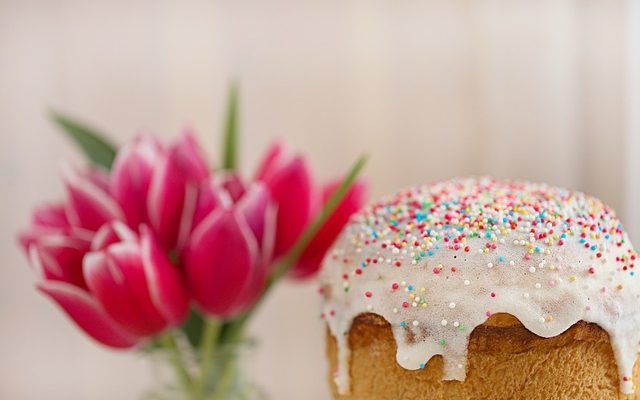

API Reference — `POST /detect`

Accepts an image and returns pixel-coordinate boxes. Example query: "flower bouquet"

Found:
[18,87,367,400]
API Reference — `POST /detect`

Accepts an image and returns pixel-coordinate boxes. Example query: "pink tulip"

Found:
[255,142,317,258]
[183,206,268,318]
[111,135,163,229]
[184,175,274,262]
[291,179,368,278]
[148,132,209,249]
[38,225,188,347]
[19,203,91,289]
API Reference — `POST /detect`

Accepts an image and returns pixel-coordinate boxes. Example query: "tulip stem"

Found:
[161,332,199,400]
[198,319,222,395]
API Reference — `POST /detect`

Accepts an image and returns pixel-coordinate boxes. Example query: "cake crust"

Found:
[327,313,640,400]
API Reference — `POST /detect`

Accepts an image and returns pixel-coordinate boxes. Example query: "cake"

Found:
[320,177,640,399]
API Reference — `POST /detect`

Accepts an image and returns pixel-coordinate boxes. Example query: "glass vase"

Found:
[143,338,268,400]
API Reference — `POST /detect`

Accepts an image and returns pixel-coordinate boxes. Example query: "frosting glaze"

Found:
[319,177,640,395]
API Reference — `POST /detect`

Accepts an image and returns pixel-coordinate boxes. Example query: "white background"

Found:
[1,1,639,399]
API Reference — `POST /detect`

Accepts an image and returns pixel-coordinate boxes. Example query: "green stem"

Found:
[161,332,199,400]
[198,319,222,394]
[206,355,238,400]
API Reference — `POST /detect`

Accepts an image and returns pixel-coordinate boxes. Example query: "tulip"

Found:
[19,203,91,289]
[111,135,163,229]
[184,204,269,317]
[37,225,189,347]
[148,132,210,249]
[255,142,317,258]
[185,175,274,262]
[290,179,368,278]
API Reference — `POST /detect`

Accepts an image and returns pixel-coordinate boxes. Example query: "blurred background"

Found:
[1,1,640,399]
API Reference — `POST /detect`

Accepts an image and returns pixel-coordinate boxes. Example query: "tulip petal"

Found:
[80,167,111,194]
[140,227,188,326]
[27,233,90,288]
[173,131,209,181]
[37,281,138,348]
[254,142,292,182]
[291,179,368,278]
[184,209,259,317]
[191,179,232,232]
[237,183,269,244]
[147,133,209,249]
[32,203,70,229]
[237,183,276,265]
[262,156,316,257]
[217,172,246,203]
[63,166,124,231]
[91,221,137,251]
[111,135,162,229]
[84,244,168,337]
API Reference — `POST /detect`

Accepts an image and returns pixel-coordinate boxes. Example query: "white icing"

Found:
[320,177,640,395]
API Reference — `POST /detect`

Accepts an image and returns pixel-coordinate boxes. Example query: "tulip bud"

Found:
[255,142,317,258]
[148,132,209,249]
[111,135,163,229]
[83,226,188,337]
[184,209,261,317]
[27,233,90,289]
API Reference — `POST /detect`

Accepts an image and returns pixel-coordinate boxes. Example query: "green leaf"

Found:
[221,83,239,171]
[50,111,117,170]
[180,308,206,348]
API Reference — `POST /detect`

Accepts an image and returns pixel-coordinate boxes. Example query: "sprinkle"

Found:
[365,291,372,298]
[441,319,448,326]
[449,302,456,309]
[413,320,420,327]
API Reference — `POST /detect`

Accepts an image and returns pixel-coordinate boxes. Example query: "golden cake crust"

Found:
[327,313,640,400]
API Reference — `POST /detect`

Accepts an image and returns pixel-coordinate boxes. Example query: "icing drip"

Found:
[320,177,640,395]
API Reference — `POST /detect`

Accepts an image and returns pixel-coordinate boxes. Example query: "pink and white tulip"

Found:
[110,134,163,229]
[38,223,189,347]
[148,132,209,250]
[183,178,275,317]
[255,142,317,258]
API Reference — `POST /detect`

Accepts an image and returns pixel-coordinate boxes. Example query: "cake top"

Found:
[320,177,640,395]
[325,176,633,274]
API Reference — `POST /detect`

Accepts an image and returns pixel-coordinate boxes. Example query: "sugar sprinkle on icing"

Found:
[320,177,640,395]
